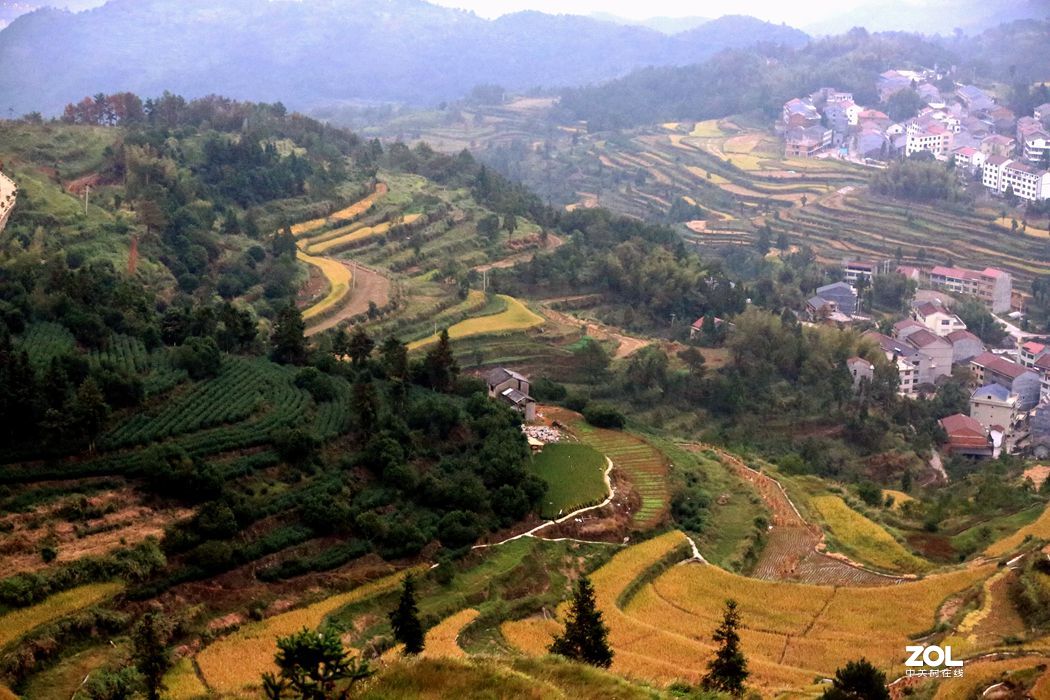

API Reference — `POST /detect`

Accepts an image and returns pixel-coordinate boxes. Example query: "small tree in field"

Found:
[549,575,613,668]
[702,599,749,696]
[819,658,890,700]
[132,612,171,700]
[389,574,424,654]
[262,627,372,700]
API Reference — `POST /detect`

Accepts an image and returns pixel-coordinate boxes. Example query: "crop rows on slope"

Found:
[99,358,307,450]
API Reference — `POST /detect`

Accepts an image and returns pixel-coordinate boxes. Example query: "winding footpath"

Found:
[472,456,618,550]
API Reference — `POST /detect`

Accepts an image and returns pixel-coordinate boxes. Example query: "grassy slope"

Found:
[530,443,608,519]
[354,656,668,699]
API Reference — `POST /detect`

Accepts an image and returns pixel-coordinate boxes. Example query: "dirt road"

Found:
[305,261,392,337]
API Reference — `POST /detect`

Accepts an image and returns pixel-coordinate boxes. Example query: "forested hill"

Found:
[0,0,807,116]
[555,21,1050,130]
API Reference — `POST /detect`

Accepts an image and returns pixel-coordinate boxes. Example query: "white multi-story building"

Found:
[952,146,986,174]
[1023,130,1050,165]
[982,157,1050,202]
[906,122,953,159]
[1001,161,1050,202]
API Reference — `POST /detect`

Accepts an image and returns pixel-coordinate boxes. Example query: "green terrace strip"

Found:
[0,582,123,649]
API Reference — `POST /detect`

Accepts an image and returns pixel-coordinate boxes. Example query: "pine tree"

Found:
[263,627,371,700]
[548,576,613,668]
[423,329,459,392]
[379,337,408,380]
[132,612,171,700]
[271,303,307,365]
[702,599,749,696]
[389,574,424,655]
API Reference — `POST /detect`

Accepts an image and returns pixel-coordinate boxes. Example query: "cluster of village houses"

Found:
[808,259,1050,459]
[779,70,1050,200]
[481,267,1050,462]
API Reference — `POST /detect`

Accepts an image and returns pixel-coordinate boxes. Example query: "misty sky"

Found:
[428,0,873,25]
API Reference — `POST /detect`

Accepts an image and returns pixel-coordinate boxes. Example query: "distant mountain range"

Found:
[0,0,103,28]
[587,12,711,35]
[805,0,1050,35]
[0,0,809,116]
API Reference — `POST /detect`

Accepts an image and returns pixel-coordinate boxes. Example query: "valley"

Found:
[3,6,1050,700]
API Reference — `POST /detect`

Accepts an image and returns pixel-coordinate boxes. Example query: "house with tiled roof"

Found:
[485,367,536,421]
[865,330,949,390]
[939,413,993,457]
[784,125,832,158]
[945,329,985,364]
[981,134,1017,158]
[956,85,996,112]
[911,300,966,336]
[951,146,986,174]
[782,98,821,129]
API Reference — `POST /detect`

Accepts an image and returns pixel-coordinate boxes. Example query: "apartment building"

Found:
[905,122,952,159]
[982,157,1050,202]
[926,265,1013,314]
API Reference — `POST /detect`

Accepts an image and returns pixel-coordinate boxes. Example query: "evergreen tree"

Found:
[548,575,613,668]
[347,327,375,366]
[351,379,379,434]
[389,574,424,654]
[71,378,111,447]
[132,612,171,700]
[702,599,749,696]
[819,658,889,700]
[423,329,459,392]
[262,627,372,700]
[379,337,408,380]
[271,303,307,365]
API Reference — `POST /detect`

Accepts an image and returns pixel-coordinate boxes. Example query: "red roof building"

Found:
[939,413,992,457]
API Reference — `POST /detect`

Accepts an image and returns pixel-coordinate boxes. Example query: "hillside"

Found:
[805,0,1050,35]
[0,0,808,116]
[6,82,1050,698]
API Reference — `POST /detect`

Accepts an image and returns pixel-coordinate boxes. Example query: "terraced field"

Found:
[775,190,1050,288]
[503,531,1002,693]
[503,531,1001,693]
[686,444,903,586]
[407,294,545,351]
[0,582,123,649]
[544,408,670,530]
[194,568,420,694]
[985,502,1050,556]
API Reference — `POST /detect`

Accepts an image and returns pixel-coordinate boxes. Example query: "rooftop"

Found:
[486,367,529,387]
[972,383,1012,402]
[907,328,949,349]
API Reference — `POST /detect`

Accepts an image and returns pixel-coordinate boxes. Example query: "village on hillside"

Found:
[779,70,1050,201]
